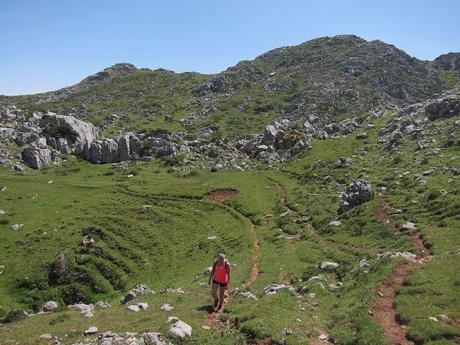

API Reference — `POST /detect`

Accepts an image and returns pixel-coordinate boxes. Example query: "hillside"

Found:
[0,35,459,345]
[1,35,457,139]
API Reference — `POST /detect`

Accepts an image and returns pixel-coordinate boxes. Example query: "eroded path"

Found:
[204,189,261,330]
[371,197,433,345]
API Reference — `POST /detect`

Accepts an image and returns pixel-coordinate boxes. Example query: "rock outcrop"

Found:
[21,138,51,169]
[340,179,373,212]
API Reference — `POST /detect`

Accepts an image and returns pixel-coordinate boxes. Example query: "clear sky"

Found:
[1,0,459,96]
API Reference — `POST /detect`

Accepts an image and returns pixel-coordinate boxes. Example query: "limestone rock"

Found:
[160,303,174,312]
[169,320,192,338]
[340,179,373,212]
[84,326,98,335]
[42,301,58,312]
[22,145,51,169]
[320,261,339,270]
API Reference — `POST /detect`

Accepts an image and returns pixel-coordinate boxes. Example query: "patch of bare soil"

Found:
[206,188,239,203]
[370,196,433,345]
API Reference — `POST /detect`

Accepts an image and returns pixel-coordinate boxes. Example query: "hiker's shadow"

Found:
[196,304,214,314]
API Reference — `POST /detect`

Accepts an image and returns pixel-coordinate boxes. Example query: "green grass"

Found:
[1,113,459,344]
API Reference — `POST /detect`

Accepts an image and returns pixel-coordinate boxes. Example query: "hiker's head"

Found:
[217,252,225,263]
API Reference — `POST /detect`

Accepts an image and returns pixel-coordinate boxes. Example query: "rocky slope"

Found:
[0,35,459,172]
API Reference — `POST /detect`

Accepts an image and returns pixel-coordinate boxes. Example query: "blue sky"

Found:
[1,0,459,95]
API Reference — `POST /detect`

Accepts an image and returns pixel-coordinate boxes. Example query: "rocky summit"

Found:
[0,35,459,345]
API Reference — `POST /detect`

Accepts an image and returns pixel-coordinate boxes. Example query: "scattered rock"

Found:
[282,328,293,336]
[436,314,450,323]
[39,334,53,340]
[340,179,373,212]
[356,132,369,139]
[127,303,149,312]
[334,157,353,168]
[319,333,329,341]
[68,303,94,317]
[426,97,460,121]
[169,320,192,338]
[320,261,339,270]
[401,221,417,231]
[95,301,112,309]
[264,283,295,294]
[329,282,343,291]
[120,284,154,304]
[84,327,98,335]
[10,224,23,231]
[143,332,169,345]
[328,220,342,227]
[42,300,58,312]
[377,252,417,261]
[160,303,174,312]
[359,258,370,268]
[235,290,258,300]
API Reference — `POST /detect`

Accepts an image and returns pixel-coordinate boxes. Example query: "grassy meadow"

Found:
[0,114,459,345]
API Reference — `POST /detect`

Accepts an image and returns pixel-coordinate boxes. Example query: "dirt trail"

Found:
[243,222,260,288]
[204,188,261,330]
[370,197,433,345]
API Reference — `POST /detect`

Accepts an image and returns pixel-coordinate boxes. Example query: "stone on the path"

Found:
[401,221,417,231]
[84,326,98,335]
[42,300,58,312]
[169,320,192,338]
[160,303,174,311]
[319,333,329,340]
[10,224,23,231]
[377,251,417,261]
[320,261,339,270]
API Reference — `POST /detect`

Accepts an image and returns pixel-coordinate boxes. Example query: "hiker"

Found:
[208,251,230,311]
